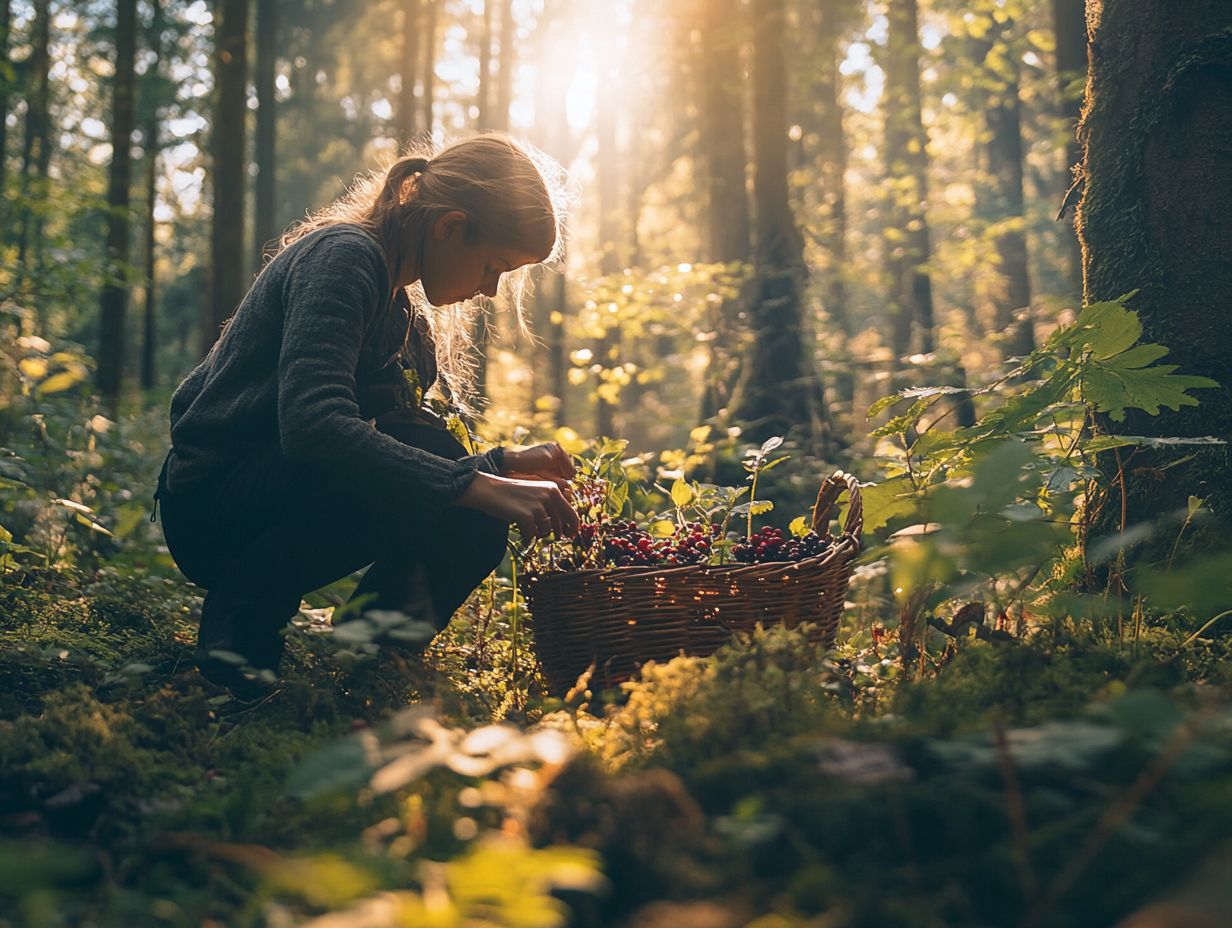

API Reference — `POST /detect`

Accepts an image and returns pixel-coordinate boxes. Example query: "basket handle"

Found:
[811,471,864,543]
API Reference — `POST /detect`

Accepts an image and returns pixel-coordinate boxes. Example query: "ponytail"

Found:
[377,156,431,210]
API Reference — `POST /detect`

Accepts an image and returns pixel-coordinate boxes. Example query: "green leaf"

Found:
[607,478,628,516]
[857,477,918,532]
[1051,299,1141,359]
[670,477,694,508]
[867,392,906,419]
[1086,434,1224,452]
[789,516,810,537]
[760,436,784,453]
[758,455,789,474]
[1083,351,1218,422]
[649,519,676,538]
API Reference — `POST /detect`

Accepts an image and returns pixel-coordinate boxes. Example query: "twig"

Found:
[1021,705,1213,928]
[993,720,1039,901]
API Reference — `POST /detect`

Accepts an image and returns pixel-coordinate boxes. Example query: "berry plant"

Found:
[516,436,836,574]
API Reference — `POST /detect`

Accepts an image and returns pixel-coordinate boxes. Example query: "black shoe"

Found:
[197,653,281,704]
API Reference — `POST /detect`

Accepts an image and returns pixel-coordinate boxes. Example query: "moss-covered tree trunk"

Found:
[1078,0,1232,524]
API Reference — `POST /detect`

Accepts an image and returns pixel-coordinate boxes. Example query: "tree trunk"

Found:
[98,0,139,409]
[981,21,1035,358]
[141,0,165,391]
[208,0,250,352]
[815,0,853,403]
[492,0,515,133]
[398,0,421,141]
[882,0,935,359]
[142,135,158,391]
[696,0,750,264]
[0,0,12,224]
[16,0,51,282]
[1053,0,1087,294]
[254,0,277,265]
[1079,0,1232,525]
[529,0,570,427]
[476,0,493,130]
[730,0,819,445]
[593,24,620,439]
[420,0,439,135]
[695,0,751,421]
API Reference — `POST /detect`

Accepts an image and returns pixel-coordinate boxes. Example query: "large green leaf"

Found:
[1083,349,1218,422]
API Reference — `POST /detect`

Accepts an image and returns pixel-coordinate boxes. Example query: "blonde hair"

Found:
[280,134,569,412]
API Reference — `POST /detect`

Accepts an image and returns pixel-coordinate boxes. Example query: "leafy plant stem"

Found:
[1176,609,1232,650]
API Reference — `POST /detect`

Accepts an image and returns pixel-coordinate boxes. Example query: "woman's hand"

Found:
[502,443,575,483]
[456,471,579,541]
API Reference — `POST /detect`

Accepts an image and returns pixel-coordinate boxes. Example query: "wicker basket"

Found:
[524,470,864,695]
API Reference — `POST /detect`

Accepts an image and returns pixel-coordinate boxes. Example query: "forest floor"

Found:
[2,557,1231,928]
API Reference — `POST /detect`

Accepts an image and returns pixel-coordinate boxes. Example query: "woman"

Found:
[156,135,580,698]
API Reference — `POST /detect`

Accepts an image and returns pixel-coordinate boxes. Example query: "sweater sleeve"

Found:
[276,231,491,510]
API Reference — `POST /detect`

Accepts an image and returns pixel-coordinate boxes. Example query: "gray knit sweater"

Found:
[167,224,499,510]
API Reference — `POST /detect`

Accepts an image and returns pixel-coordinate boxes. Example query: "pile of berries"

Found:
[731,526,829,564]
[563,519,723,569]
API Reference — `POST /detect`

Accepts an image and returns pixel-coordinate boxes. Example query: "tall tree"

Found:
[476,0,493,130]
[0,0,12,220]
[140,0,166,391]
[730,0,820,444]
[695,0,751,420]
[979,17,1034,357]
[1079,0,1232,527]
[881,0,936,359]
[812,0,856,404]
[492,0,515,133]
[420,0,439,135]
[208,0,250,351]
[98,0,139,408]
[16,0,51,281]
[528,0,571,426]
[254,0,277,264]
[398,0,421,141]
[593,21,621,439]
[1053,0,1087,292]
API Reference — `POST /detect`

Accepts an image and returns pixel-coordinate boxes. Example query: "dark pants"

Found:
[156,419,508,672]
